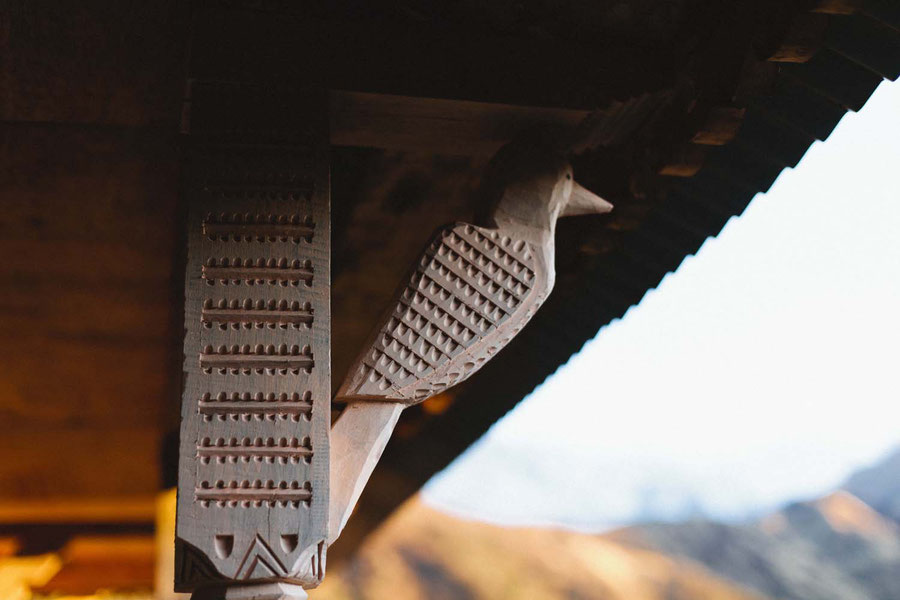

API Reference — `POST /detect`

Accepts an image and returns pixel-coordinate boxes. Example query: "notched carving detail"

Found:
[202,258,313,286]
[197,436,313,463]
[196,481,312,507]
[178,86,329,592]
[214,535,234,559]
[451,226,536,286]
[346,223,538,401]
[199,391,313,421]
[200,344,313,374]
[202,299,313,329]
[203,213,315,243]
[280,534,299,553]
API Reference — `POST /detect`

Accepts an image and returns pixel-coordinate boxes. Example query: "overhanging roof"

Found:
[1,0,899,559]
[329,1,900,561]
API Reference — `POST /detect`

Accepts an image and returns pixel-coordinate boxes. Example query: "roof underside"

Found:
[329,0,900,561]
[2,0,899,569]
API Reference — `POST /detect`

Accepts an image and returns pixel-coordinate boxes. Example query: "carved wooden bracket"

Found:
[176,83,330,600]
[175,86,612,598]
[328,139,612,544]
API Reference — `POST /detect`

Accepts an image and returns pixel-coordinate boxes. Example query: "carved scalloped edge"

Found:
[201,258,314,287]
[202,391,312,403]
[200,344,314,375]
[196,480,312,508]
[197,436,313,464]
[175,537,324,592]
[202,344,312,355]
[198,391,313,422]
[202,299,314,329]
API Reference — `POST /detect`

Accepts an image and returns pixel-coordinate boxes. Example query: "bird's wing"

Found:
[329,222,550,543]
[337,221,549,405]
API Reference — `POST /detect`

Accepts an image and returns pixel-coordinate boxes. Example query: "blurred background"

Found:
[2,2,900,599]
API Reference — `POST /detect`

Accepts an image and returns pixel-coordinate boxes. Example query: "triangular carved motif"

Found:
[235,535,289,580]
[246,555,279,580]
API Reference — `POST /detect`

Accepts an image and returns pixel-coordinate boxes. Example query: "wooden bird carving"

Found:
[329,139,612,543]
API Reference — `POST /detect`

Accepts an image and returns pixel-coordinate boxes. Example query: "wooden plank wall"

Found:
[0,1,186,517]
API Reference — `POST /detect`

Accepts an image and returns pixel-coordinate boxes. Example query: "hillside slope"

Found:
[319,449,900,600]
[317,499,763,600]
[843,447,900,523]
[612,491,900,600]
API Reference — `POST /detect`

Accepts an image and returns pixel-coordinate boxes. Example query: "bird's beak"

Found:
[561,181,614,217]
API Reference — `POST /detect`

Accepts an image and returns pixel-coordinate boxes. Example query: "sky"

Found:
[423,78,900,531]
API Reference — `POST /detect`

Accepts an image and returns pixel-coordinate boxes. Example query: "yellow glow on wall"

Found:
[0,554,61,600]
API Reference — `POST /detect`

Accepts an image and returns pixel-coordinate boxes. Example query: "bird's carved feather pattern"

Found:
[340,223,546,404]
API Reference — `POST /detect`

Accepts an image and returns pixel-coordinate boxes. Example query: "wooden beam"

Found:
[813,0,860,15]
[659,144,707,177]
[768,13,829,63]
[0,338,170,430]
[1,2,184,126]
[190,6,676,112]
[329,91,590,156]
[0,430,161,505]
[691,107,747,146]
[0,498,156,524]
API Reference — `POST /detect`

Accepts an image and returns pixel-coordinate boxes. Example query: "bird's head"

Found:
[477,136,612,240]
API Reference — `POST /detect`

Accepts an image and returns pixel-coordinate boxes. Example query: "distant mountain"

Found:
[321,450,900,600]
[319,499,763,600]
[843,447,900,523]
[611,491,900,600]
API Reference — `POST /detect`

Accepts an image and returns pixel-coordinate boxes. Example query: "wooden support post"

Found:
[175,82,330,600]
